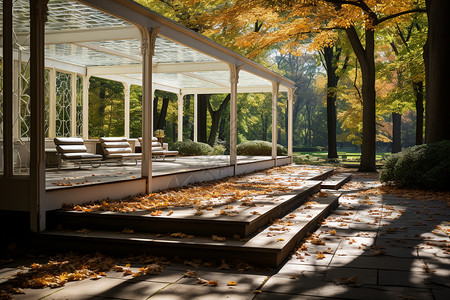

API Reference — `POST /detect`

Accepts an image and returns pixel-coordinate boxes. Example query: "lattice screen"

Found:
[44,69,50,137]
[76,75,83,137]
[55,71,72,137]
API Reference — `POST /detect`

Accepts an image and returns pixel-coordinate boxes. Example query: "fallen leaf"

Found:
[184,270,198,278]
[212,235,226,242]
[227,281,237,286]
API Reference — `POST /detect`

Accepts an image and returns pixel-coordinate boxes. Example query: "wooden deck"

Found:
[45,155,291,190]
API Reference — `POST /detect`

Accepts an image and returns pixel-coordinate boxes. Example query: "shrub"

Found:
[211,144,226,155]
[237,140,287,156]
[173,140,212,156]
[292,146,323,152]
[380,140,450,190]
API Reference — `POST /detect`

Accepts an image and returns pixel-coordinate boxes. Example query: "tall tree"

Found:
[207,94,230,146]
[319,42,349,159]
[205,0,425,171]
[424,0,450,143]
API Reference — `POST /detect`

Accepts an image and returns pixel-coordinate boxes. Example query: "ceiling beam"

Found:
[3,26,141,47]
[179,72,228,88]
[73,42,141,62]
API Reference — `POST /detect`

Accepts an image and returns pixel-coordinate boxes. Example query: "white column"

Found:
[288,88,294,160]
[123,82,130,138]
[48,68,56,138]
[140,26,159,193]
[193,93,198,142]
[70,73,77,137]
[82,75,90,139]
[177,93,183,141]
[29,0,48,231]
[272,82,279,162]
[229,65,240,169]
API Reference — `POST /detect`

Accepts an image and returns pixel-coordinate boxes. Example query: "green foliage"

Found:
[237,140,287,156]
[211,143,226,155]
[88,77,125,138]
[293,146,323,152]
[173,139,213,156]
[380,141,450,190]
[129,85,142,138]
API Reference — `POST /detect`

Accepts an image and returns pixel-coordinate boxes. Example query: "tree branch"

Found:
[377,8,426,25]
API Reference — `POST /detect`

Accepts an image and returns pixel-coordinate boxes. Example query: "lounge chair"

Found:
[138,137,178,160]
[54,137,102,168]
[100,137,142,165]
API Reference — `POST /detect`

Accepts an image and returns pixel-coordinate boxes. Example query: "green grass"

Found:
[292,150,390,168]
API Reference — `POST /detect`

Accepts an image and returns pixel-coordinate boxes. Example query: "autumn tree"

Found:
[204,0,426,171]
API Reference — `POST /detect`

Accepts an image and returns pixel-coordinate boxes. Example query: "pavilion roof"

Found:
[6,0,294,95]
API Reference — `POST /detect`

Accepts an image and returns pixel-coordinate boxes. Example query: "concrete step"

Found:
[321,173,352,190]
[38,193,340,267]
[46,181,321,237]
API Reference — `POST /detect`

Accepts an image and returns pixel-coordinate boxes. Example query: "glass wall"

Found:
[12,0,31,175]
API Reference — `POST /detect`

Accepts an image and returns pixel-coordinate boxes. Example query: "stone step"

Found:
[46,181,321,238]
[321,173,352,190]
[38,193,339,267]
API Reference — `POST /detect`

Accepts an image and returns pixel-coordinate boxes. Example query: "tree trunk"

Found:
[392,112,402,153]
[425,0,450,143]
[156,96,169,130]
[346,26,377,172]
[413,81,424,145]
[197,94,208,143]
[153,97,158,133]
[207,94,230,146]
[322,46,339,159]
[218,110,227,141]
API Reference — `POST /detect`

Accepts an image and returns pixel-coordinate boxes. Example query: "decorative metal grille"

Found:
[18,61,31,138]
[76,75,83,137]
[44,69,50,137]
[55,71,72,137]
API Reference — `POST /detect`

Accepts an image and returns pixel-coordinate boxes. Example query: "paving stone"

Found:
[254,292,326,300]
[432,288,450,300]
[378,269,437,288]
[324,266,377,285]
[176,271,267,290]
[329,255,417,271]
[333,236,375,257]
[262,276,433,299]
[10,287,64,300]
[276,262,326,278]
[375,238,419,258]
[105,268,184,283]
[41,277,168,300]
[148,283,254,299]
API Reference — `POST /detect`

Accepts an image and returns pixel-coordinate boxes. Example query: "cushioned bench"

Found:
[100,137,142,165]
[138,137,178,160]
[54,137,102,168]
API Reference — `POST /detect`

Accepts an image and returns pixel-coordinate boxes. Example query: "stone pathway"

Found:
[1,173,449,299]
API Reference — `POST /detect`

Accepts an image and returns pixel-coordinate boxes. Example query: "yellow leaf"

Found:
[227,281,237,286]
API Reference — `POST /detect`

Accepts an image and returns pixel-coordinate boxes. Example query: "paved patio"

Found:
[1,171,449,299]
